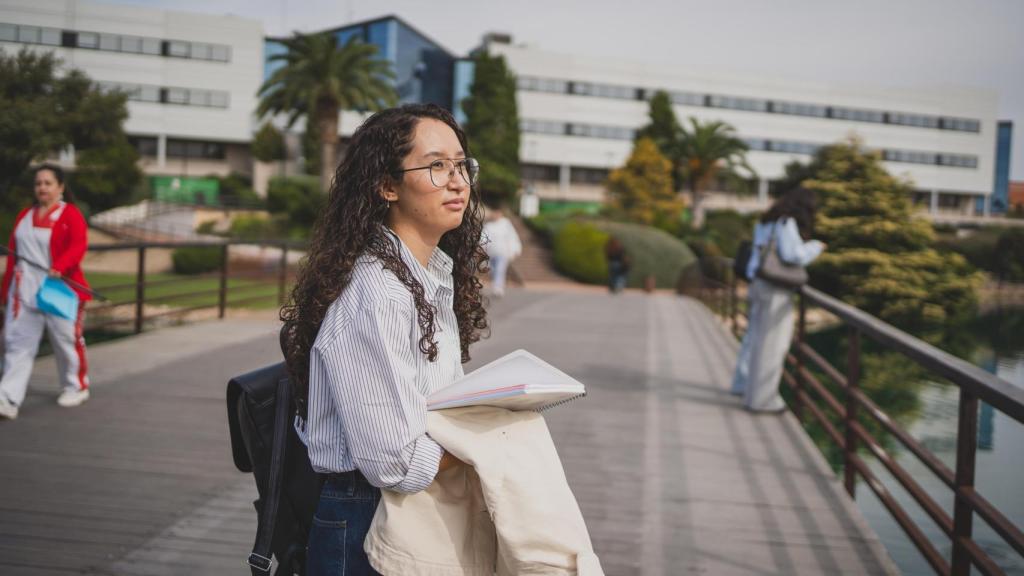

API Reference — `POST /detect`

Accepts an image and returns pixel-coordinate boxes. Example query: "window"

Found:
[99,33,119,51]
[744,138,768,151]
[166,87,188,104]
[943,117,981,133]
[521,164,560,182]
[709,95,768,112]
[141,37,161,55]
[890,112,939,129]
[832,106,885,123]
[0,23,16,42]
[120,35,142,53]
[191,42,212,60]
[670,91,704,107]
[17,25,39,43]
[137,85,160,102]
[571,167,609,184]
[773,100,828,118]
[166,139,226,159]
[208,91,229,108]
[77,32,98,48]
[187,90,209,106]
[167,40,189,57]
[129,136,158,157]
[40,27,61,46]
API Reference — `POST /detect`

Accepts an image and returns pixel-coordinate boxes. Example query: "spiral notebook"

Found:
[426,349,586,412]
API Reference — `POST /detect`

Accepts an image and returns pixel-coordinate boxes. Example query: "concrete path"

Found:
[0,289,897,575]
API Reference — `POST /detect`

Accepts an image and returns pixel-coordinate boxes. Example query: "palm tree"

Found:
[677,117,755,229]
[257,33,396,194]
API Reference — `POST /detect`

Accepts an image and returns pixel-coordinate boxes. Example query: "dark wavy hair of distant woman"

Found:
[761,186,817,239]
[280,104,489,416]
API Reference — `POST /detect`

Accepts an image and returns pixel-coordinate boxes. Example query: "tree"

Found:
[257,33,396,194]
[803,138,981,327]
[251,122,285,163]
[0,48,139,224]
[677,117,754,229]
[636,91,681,165]
[606,138,684,232]
[462,51,520,206]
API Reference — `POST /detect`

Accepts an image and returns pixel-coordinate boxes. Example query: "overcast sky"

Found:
[109,0,1024,180]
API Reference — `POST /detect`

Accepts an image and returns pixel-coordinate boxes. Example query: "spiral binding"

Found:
[538,392,587,412]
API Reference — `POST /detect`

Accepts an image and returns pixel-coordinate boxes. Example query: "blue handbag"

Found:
[36,276,79,321]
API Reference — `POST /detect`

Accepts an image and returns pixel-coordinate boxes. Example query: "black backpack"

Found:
[227,357,323,575]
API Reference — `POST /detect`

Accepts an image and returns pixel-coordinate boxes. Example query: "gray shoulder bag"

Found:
[756,221,808,290]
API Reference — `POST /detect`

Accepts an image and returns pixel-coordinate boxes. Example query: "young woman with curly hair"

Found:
[279,103,488,575]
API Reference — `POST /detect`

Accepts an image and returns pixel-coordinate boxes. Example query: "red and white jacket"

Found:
[1,203,92,307]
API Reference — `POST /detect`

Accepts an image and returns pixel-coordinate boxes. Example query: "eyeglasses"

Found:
[396,157,479,188]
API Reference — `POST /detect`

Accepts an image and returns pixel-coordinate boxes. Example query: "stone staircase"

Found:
[506,215,575,285]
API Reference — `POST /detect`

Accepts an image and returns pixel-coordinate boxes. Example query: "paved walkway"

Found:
[0,289,897,575]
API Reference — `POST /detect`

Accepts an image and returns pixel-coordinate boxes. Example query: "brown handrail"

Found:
[702,258,1024,576]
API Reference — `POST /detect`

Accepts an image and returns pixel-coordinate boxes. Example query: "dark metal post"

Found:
[844,327,861,498]
[951,390,979,575]
[134,246,146,334]
[277,244,288,306]
[792,293,807,422]
[218,244,229,319]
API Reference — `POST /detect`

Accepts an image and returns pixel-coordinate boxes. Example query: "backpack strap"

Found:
[248,376,291,575]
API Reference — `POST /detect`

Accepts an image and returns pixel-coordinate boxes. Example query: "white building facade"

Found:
[0,0,264,179]
[486,40,1000,215]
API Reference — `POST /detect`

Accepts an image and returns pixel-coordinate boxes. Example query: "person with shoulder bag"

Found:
[0,164,93,420]
[730,187,826,413]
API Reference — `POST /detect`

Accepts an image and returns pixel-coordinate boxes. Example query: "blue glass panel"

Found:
[452,60,475,124]
[263,39,288,81]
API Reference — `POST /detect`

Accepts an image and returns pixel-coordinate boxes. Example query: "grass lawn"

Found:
[87,271,284,310]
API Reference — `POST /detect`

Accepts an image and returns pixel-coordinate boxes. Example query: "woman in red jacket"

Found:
[0,164,92,420]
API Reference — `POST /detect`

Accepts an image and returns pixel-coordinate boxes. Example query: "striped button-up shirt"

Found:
[304,231,464,493]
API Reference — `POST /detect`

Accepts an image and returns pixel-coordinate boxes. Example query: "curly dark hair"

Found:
[280,104,489,416]
[761,186,817,240]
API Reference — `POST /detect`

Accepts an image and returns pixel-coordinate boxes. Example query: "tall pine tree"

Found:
[462,51,520,206]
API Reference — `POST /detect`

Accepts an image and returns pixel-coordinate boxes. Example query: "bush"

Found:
[267,175,323,235]
[701,210,756,258]
[551,219,697,289]
[172,246,224,275]
[228,214,283,240]
[215,172,262,207]
[553,221,609,284]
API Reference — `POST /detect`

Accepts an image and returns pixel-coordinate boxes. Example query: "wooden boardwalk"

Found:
[0,288,897,575]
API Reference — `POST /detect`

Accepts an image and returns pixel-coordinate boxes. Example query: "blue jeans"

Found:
[306,471,382,576]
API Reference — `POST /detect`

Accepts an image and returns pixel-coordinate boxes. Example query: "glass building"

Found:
[264,15,455,110]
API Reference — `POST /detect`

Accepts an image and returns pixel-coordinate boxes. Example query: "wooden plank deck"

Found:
[0,289,897,575]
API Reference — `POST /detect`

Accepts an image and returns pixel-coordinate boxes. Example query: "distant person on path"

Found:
[279,104,488,575]
[731,187,825,412]
[0,164,93,420]
[605,236,630,293]
[482,205,522,297]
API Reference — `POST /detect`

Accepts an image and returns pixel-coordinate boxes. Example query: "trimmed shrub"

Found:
[267,175,323,232]
[172,246,224,275]
[553,221,610,284]
[596,221,696,289]
[552,219,697,289]
[228,214,282,240]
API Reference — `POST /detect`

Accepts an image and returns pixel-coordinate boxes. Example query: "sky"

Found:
[108,0,1024,180]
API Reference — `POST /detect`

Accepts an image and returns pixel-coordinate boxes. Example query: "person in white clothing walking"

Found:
[482,206,522,297]
[0,165,93,420]
[731,187,826,413]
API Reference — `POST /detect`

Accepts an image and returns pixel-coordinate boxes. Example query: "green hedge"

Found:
[172,246,224,275]
[551,218,697,289]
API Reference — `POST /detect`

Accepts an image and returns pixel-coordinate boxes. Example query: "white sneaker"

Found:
[57,388,90,408]
[0,396,18,420]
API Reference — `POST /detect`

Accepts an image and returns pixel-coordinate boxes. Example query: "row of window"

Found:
[520,119,979,169]
[129,137,227,160]
[516,75,982,133]
[520,164,610,184]
[97,81,229,108]
[0,22,231,62]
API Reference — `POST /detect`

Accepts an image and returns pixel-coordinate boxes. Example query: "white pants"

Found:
[1,298,89,407]
[490,255,509,296]
[731,279,794,411]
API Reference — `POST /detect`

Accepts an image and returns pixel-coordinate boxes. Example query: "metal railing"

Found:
[694,261,1024,576]
[82,239,304,334]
